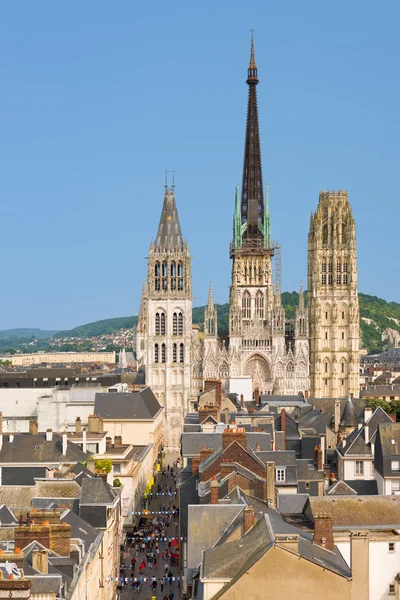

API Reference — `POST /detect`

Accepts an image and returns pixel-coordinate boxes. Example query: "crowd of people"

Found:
[119,461,182,600]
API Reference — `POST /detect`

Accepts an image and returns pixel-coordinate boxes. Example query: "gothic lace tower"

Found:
[143,180,192,450]
[228,35,279,394]
[308,190,359,398]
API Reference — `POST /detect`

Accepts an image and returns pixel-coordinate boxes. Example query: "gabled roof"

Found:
[94,388,162,420]
[0,433,89,464]
[338,406,393,456]
[341,397,359,427]
[80,477,118,506]
[0,504,18,525]
[308,398,366,428]
[60,508,100,551]
[326,480,378,496]
[306,495,400,527]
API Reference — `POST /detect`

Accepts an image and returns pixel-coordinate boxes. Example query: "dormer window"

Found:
[276,468,285,482]
[391,460,400,471]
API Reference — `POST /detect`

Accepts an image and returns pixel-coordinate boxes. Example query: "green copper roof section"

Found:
[258,181,271,247]
[233,184,243,248]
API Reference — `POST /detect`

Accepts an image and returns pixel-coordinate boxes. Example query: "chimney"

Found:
[82,428,87,453]
[32,549,48,574]
[222,428,247,451]
[224,408,229,424]
[314,446,323,471]
[46,429,53,442]
[210,476,219,504]
[280,409,287,450]
[313,514,334,552]
[364,424,369,445]
[244,506,256,533]
[29,419,38,435]
[88,414,104,434]
[75,417,82,433]
[364,407,373,423]
[28,510,60,525]
[49,522,71,556]
[62,431,67,456]
[192,456,200,474]
[1,549,24,569]
[334,399,341,433]
[305,389,309,399]
[266,461,275,508]
[389,414,397,423]
[200,446,214,463]
[240,394,244,410]
[114,435,122,447]
[350,531,369,600]
[106,436,112,449]
[275,431,285,451]
[255,388,260,406]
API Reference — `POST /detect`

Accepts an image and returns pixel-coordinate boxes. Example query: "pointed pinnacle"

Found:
[208,281,214,309]
[249,29,256,69]
[299,281,304,311]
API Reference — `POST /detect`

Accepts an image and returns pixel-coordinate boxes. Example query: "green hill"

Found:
[54,316,137,339]
[6,292,394,355]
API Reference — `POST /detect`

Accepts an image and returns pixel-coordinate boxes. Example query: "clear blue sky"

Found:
[1,1,399,330]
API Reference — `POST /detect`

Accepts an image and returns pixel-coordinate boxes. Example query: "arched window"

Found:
[179,343,184,363]
[160,313,166,335]
[177,261,184,290]
[173,343,177,363]
[255,291,264,319]
[140,339,145,351]
[322,224,328,244]
[242,291,251,320]
[161,343,166,363]
[173,313,178,335]
[155,313,160,335]
[342,223,347,244]
[171,261,177,290]
[162,261,168,290]
[155,261,160,291]
[178,313,183,335]
[343,262,348,284]
[154,344,159,363]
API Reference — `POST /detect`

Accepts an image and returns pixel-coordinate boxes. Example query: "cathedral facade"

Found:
[135,36,359,449]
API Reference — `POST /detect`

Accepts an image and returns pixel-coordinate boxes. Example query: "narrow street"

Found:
[119,458,183,600]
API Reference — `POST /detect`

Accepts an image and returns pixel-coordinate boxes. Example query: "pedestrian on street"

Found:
[169,591,174,600]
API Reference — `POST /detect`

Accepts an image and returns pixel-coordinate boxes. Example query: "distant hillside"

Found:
[2,292,395,355]
[54,316,137,339]
[0,328,58,340]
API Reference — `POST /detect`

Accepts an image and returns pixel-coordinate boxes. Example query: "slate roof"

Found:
[0,486,35,508]
[308,398,366,428]
[306,496,400,527]
[60,508,100,551]
[341,397,359,427]
[261,394,308,407]
[178,468,199,539]
[277,493,309,515]
[326,480,378,496]
[34,480,82,499]
[360,385,400,397]
[0,505,18,525]
[94,388,162,420]
[296,459,324,481]
[376,422,400,455]
[181,433,222,457]
[299,407,327,435]
[80,477,118,506]
[202,510,350,588]
[155,187,183,248]
[187,504,244,569]
[0,433,89,464]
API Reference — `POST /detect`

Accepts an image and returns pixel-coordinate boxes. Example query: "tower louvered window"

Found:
[161,343,166,363]
[180,343,184,363]
[155,313,160,336]
[178,313,183,335]
[178,262,184,291]
[160,313,166,335]
[162,262,168,290]
[173,343,177,362]
[255,291,264,319]
[155,262,161,291]
[154,344,159,363]
[173,313,178,335]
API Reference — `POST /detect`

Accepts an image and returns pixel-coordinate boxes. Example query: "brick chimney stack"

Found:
[210,476,219,504]
[266,461,275,508]
[244,506,256,533]
[200,446,214,463]
[314,445,323,471]
[29,419,38,435]
[313,513,334,552]
[192,456,200,474]
[75,417,82,433]
[222,428,247,451]
[255,388,260,406]
[32,549,49,574]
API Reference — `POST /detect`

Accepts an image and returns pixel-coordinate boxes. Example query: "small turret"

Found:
[204,282,218,337]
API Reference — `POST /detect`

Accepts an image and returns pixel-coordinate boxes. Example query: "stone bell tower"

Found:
[308,190,359,398]
[143,180,192,450]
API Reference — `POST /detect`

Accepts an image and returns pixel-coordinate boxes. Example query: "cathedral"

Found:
[135,36,360,450]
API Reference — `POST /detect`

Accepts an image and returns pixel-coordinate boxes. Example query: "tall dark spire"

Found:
[241,32,264,239]
[155,184,183,249]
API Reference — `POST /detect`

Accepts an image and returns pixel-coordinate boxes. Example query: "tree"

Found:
[94,458,112,474]
[113,478,122,487]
